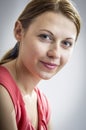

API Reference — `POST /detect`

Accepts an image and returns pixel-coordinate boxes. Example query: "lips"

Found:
[40,61,58,70]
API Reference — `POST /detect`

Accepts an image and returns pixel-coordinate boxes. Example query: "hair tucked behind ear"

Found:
[0,0,81,65]
[0,43,19,65]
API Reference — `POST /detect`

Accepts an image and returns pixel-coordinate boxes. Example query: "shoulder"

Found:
[0,65,12,83]
[0,65,22,115]
[0,65,20,102]
[0,85,14,112]
[0,85,17,130]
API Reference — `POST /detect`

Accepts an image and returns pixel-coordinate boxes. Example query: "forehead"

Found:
[28,11,77,39]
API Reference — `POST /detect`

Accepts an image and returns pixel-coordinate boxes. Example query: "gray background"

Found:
[0,0,86,130]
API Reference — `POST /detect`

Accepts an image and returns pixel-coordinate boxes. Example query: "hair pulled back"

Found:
[0,0,81,65]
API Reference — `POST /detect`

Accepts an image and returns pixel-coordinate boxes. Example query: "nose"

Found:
[47,44,61,59]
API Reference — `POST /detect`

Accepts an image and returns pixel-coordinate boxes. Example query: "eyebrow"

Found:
[39,29,54,36]
[65,38,75,42]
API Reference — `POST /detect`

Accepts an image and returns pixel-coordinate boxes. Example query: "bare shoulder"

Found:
[0,85,14,112]
[0,85,18,130]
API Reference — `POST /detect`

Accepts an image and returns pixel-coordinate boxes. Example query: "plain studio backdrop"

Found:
[0,0,86,130]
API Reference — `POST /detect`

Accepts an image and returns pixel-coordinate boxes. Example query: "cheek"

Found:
[53,51,73,76]
[21,41,45,61]
[61,50,73,66]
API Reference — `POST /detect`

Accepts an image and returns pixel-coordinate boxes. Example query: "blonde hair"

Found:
[0,0,81,64]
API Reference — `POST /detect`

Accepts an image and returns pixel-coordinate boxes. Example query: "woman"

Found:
[0,0,81,130]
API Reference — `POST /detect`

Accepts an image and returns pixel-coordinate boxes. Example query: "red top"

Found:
[0,66,51,130]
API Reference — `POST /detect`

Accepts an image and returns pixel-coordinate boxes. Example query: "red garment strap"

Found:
[0,65,23,114]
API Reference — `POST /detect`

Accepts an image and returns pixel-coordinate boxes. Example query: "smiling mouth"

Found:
[40,61,58,70]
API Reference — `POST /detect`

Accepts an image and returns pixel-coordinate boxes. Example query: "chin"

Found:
[39,73,55,80]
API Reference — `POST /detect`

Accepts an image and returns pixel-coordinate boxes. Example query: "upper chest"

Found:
[22,92,38,130]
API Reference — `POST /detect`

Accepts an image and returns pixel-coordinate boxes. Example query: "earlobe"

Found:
[14,21,23,42]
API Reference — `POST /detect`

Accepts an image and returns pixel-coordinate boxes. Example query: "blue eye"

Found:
[62,41,72,48]
[40,34,49,39]
[38,34,52,42]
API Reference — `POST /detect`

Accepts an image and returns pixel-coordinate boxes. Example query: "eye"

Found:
[38,34,53,42]
[61,41,73,49]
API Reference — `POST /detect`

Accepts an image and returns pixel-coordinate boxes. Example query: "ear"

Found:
[14,21,24,42]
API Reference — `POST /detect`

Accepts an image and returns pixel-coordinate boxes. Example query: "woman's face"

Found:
[15,12,77,80]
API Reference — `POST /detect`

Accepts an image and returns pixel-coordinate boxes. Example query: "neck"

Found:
[14,59,41,96]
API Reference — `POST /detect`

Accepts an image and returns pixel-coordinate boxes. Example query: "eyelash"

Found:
[38,34,73,48]
[38,34,53,42]
[61,41,73,48]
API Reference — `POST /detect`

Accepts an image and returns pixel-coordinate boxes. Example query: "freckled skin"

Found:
[16,12,77,80]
